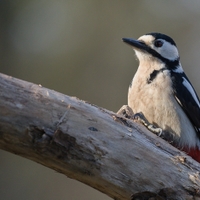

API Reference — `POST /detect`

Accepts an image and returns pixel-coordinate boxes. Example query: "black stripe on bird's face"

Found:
[122,37,180,70]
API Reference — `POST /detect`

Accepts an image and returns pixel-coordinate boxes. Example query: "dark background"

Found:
[1,1,200,199]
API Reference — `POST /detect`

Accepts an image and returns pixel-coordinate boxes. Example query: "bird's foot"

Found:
[134,112,163,136]
[117,106,163,136]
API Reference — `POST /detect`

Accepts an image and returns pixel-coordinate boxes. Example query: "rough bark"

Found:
[0,72,200,200]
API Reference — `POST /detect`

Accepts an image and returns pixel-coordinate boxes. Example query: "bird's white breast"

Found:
[128,63,199,149]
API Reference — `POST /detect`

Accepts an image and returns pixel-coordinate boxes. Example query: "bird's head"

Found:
[123,33,180,66]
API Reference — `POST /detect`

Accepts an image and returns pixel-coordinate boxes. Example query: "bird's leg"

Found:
[134,112,163,136]
[117,106,163,136]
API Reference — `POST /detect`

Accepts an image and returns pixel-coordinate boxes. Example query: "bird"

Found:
[121,32,200,162]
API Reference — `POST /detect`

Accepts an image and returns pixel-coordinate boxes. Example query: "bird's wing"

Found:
[172,72,200,135]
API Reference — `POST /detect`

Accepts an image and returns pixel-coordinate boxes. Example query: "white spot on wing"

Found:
[182,77,200,107]
[174,95,182,106]
[172,65,184,73]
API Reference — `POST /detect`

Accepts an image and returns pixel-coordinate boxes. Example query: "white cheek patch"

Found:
[153,40,179,61]
[182,77,200,108]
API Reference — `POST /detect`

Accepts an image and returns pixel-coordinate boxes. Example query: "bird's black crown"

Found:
[145,32,177,46]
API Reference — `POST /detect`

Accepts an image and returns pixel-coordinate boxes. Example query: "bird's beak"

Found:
[122,38,147,52]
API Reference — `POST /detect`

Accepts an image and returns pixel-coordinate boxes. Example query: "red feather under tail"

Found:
[183,147,200,163]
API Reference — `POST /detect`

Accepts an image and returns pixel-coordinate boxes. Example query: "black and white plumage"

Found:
[122,33,200,160]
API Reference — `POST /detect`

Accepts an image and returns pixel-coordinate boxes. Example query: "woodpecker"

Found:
[121,32,200,162]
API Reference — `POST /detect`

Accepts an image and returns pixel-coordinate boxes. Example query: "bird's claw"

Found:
[134,112,163,136]
[117,108,163,136]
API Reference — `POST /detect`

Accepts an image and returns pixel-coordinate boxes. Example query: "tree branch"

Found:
[0,73,200,200]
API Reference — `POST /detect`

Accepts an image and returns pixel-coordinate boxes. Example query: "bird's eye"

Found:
[154,40,163,48]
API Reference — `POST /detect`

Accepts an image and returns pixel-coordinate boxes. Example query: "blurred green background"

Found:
[1,1,200,199]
